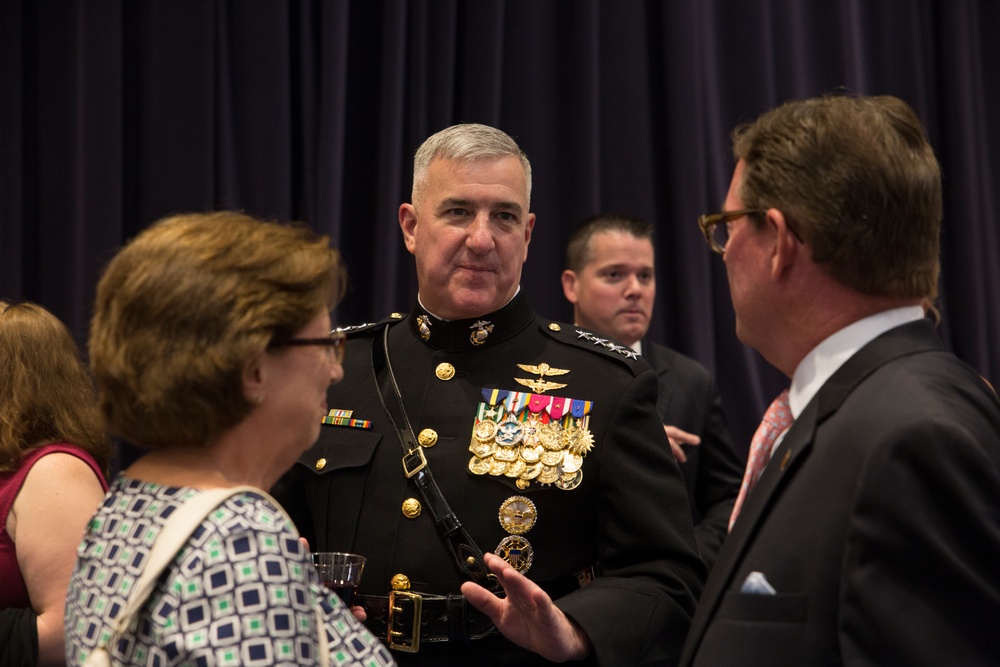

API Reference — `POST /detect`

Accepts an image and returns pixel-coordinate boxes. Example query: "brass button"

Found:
[391,573,411,591]
[417,428,438,447]
[548,322,561,331]
[435,363,455,380]
[315,458,327,471]
[390,312,404,319]
[401,498,422,518]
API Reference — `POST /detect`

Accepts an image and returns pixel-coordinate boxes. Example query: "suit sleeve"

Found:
[557,367,706,666]
[841,418,1000,664]
[690,377,742,570]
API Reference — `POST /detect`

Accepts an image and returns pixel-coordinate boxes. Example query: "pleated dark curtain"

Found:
[2,0,998,452]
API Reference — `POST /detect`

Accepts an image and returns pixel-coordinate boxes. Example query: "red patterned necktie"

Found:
[728,389,793,531]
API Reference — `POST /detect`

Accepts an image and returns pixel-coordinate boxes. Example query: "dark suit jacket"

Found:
[643,340,743,570]
[276,292,705,666]
[680,319,1000,666]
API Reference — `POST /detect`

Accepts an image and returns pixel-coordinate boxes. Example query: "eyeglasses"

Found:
[697,209,768,254]
[268,330,347,364]
[698,208,805,255]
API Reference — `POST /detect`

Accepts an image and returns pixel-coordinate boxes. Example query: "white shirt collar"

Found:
[417,286,521,321]
[788,306,924,418]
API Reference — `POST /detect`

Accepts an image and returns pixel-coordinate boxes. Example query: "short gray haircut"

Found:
[411,123,532,207]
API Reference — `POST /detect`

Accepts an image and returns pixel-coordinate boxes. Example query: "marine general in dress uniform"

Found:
[274,123,705,666]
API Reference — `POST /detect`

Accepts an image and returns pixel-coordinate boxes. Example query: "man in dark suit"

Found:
[680,94,1000,665]
[561,214,743,569]
[275,123,704,665]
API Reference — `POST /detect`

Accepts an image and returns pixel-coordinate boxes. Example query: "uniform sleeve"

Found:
[841,419,1000,664]
[557,367,706,665]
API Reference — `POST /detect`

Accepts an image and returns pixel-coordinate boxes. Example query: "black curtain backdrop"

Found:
[2,0,998,454]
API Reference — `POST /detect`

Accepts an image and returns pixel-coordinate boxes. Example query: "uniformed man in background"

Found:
[274,123,704,666]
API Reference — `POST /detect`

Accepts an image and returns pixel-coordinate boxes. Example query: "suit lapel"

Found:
[680,319,942,665]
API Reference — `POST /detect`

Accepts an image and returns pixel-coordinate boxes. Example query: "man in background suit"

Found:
[680,94,1000,665]
[561,214,743,569]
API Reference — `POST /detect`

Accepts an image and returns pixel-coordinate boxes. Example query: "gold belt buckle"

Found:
[387,590,422,652]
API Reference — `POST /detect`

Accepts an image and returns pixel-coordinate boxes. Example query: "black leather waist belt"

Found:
[358,592,499,653]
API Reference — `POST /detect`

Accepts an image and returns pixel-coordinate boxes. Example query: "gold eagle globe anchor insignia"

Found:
[514,362,569,394]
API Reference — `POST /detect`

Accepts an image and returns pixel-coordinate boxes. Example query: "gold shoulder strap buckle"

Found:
[387,590,423,652]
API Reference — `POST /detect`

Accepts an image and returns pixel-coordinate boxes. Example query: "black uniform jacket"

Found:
[276,292,705,666]
[680,319,1000,666]
[643,340,742,570]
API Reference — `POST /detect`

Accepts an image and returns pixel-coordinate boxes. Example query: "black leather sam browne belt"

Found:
[371,324,502,652]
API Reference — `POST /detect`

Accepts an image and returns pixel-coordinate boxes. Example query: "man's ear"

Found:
[561,269,579,304]
[768,208,799,281]
[399,203,418,254]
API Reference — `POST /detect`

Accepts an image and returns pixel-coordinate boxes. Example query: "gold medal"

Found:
[561,451,583,474]
[469,438,497,459]
[498,496,537,535]
[469,456,492,475]
[565,425,595,456]
[494,446,518,462]
[495,535,534,572]
[537,465,560,485]
[555,469,583,490]
[521,462,542,480]
[474,419,498,442]
[540,449,564,467]
[518,443,542,464]
[538,423,564,451]
[504,459,527,478]
[489,459,509,476]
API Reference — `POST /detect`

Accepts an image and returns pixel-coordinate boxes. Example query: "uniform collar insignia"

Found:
[406,289,533,350]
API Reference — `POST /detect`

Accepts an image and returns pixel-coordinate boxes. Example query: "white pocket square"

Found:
[740,571,776,595]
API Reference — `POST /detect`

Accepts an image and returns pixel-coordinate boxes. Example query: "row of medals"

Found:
[467,410,594,491]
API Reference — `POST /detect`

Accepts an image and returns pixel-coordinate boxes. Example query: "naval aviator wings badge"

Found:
[514,362,569,394]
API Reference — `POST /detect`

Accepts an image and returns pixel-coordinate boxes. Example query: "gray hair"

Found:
[411,123,532,207]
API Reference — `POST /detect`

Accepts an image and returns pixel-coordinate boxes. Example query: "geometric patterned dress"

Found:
[65,476,395,667]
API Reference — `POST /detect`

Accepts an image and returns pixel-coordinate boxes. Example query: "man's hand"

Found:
[664,424,701,463]
[461,553,592,662]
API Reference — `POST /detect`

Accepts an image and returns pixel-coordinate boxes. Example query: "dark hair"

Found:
[732,94,941,298]
[565,213,653,272]
[0,301,111,475]
[89,211,344,449]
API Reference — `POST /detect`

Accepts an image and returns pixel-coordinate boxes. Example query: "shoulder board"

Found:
[336,312,406,338]
[539,321,646,375]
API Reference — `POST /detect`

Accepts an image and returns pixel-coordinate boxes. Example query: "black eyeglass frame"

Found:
[697,208,803,254]
[267,330,347,364]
